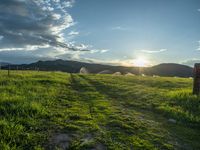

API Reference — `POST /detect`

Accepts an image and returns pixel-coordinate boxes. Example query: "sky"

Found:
[0,0,200,66]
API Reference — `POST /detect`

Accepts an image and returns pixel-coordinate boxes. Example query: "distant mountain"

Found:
[2,60,193,77]
[144,63,193,77]
[0,62,11,67]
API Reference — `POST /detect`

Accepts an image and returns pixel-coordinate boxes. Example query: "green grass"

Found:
[0,70,199,150]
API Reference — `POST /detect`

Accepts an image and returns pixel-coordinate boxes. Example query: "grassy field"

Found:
[0,70,199,150]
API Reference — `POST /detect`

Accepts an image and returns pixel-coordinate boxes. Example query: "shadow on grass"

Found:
[79,75,200,127]
[78,74,200,149]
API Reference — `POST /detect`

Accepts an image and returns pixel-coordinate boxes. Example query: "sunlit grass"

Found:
[0,70,199,149]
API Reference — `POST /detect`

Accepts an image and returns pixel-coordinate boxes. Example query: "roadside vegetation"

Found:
[0,70,199,150]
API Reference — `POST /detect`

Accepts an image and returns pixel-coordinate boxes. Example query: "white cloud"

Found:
[100,49,109,53]
[0,35,3,40]
[0,0,110,63]
[196,41,200,50]
[52,13,61,20]
[74,44,90,50]
[181,58,200,67]
[62,0,75,8]
[68,31,79,36]
[0,0,78,51]
[0,45,50,52]
[197,9,200,12]
[66,57,143,67]
[141,49,167,53]
[53,0,60,2]
[89,49,109,54]
[50,13,74,34]
[111,26,128,31]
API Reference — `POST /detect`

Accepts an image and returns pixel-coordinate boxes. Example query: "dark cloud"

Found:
[0,0,102,63]
[0,0,79,51]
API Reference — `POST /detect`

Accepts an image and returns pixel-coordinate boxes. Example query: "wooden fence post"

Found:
[193,63,200,95]
[8,65,10,76]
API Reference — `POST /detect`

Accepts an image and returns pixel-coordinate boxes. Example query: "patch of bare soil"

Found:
[48,133,76,150]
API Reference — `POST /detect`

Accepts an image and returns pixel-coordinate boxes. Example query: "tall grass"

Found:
[157,89,200,127]
[0,71,69,149]
[0,71,199,149]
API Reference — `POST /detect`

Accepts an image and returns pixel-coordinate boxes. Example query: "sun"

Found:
[133,57,149,67]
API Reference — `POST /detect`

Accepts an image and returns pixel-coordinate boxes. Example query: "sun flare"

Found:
[133,57,149,67]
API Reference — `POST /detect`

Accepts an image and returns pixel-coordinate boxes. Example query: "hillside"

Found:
[0,71,199,149]
[2,59,193,77]
[144,63,193,77]
[0,62,11,67]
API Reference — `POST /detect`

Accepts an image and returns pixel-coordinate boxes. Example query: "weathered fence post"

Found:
[8,65,10,76]
[193,63,200,95]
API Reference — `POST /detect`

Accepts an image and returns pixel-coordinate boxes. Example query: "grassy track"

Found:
[0,71,199,150]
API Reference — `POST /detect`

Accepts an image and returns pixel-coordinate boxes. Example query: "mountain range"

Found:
[1,59,193,77]
[0,62,11,67]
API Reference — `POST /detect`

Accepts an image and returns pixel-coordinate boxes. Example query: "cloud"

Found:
[196,41,200,50]
[52,13,62,20]
[100,49,109,53]
[62,0,75,8]
[74,44,90,50]
[0,0,110,64]
[198,9,200,12]
[56,55,134,66]
[111,26,128,31]
[181,58,200,67]
[0,0,89,52]
[89,49,108,54]
[53,45,109,64]
[141,49,167,53]
[68,31,79,36]
[0,50,52,64]
[70,57,148,67]
[0,35,3,40]
[0,45,50,52]
[0,0,104,64]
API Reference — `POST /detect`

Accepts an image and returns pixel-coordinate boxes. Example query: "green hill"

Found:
[0,71,199,150]
[3,59,193,77]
